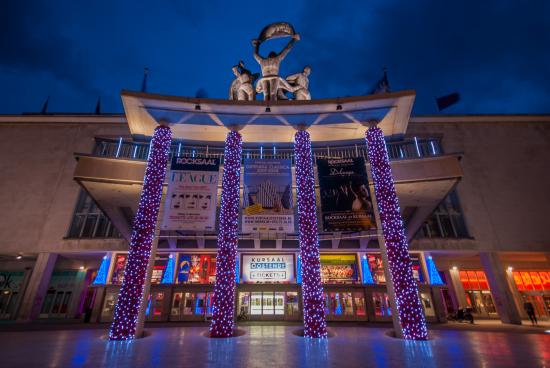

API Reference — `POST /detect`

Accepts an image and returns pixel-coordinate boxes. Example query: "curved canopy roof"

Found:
[122,90,415,144]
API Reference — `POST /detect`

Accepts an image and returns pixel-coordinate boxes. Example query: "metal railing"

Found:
[93,136,442,164]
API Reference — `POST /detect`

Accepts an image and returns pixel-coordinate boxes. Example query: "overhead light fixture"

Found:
[265,107,271,113]
[16,255,22,260]
[79,266,85,270]
[507,266,513,272]
[195,104,201,111]
[452,266,458,271]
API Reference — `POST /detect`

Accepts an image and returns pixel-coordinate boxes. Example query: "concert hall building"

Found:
[1,90,549,330]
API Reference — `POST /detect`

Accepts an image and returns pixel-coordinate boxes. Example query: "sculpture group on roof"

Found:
[229,22,311,102]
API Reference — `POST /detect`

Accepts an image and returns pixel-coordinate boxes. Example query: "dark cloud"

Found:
[0,0,549,114]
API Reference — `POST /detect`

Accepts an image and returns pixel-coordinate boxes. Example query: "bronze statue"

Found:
[229,61,258,101]
[285,66,311,100]
[252,23,300,101]
[228,22,310,102]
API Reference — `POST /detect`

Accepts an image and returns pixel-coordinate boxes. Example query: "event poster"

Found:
[317,158,376,232]
[110,254,127,285]
[161,156,220,231]
[150,254,169,284]
[177,254,217,284]
[319,254,358,284]
[242,159,294,233]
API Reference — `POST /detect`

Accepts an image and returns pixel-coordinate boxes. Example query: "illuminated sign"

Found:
[241,254,295,284]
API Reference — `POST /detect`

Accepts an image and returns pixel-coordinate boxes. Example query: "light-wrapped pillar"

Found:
[109,125,171,340]
[210,130,242,337]
[366,126,428,340]
[294,130,327,338]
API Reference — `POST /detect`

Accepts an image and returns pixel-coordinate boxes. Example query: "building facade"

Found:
[1,92,549,331]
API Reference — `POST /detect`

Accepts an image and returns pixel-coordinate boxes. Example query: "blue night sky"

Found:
[1,1,549,115]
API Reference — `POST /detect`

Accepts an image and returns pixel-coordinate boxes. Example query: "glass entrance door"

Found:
[170,291,214,321]
[237,291,297,320]
[324,291,366,320]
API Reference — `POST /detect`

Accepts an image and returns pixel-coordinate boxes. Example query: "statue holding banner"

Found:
[228,22,311,102]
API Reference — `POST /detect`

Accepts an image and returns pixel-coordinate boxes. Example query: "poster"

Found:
[319,254,358,284]
[367,254,386,284]
[242,159,294,233]
[161,157,220,231]
[317,158,376,232]
[241,254,295,284]
[110,254,127,285]
[150,254,169,284]
[177,254,216,284]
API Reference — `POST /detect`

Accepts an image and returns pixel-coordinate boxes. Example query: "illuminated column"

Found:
[365,125,428,340]
[210,130,242,338]
[109,125,171,340]
[294,130,327,338]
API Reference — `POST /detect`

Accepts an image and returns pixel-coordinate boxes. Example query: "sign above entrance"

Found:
[241,254,295,284]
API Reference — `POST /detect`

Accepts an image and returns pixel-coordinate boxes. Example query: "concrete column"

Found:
[446,268,467,310]
[17,253,58,321]
[480,252,522,325]
[210,130,242,338]
[293,130,327,338]
[109,125,172,340]
[135,231,160,337]
[365,125,428,340]
[430,286,448,323]
[90,287,105,323]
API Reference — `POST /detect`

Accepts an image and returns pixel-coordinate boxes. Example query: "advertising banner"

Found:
[161,157,220,231]
[241,254,295,284]
[317,157,377,232]
[319,254,358,284]
[242,159,294,233]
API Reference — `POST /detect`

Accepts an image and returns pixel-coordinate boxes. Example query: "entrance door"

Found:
[465,290,498,317]
[286,292,300,320]
[238,291,293,320]
[146,291,166,321]
[40,290,72,318]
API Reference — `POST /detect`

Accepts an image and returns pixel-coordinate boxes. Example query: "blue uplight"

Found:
[426,256,444,285]
[361,255,375,284]
[161,254,175,284]
[92,254,110,285]
[296,255,302,284]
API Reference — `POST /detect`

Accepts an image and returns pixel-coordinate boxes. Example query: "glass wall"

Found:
[418,189,469,239]
[459,270,498,316]
[67,190,122,238]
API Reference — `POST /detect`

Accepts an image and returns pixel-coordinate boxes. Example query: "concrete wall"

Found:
[408,116,550,252]
[0,116,129,254]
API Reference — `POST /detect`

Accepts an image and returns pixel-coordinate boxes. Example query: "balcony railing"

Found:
[93,136,442,164]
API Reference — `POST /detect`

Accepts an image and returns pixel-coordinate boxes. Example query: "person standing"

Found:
[523,301,538,326]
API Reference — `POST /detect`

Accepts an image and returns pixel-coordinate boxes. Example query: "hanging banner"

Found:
[161,157,220,231]
[242,159,294,233]
[317,157,377,232]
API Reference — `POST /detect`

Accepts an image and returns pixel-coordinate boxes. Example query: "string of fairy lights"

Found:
[210,131,242,337]
[294,130,328,338]
[366,126,428,340]
[108,125,172,341]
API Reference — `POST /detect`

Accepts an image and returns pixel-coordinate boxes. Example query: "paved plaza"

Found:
[0,323,549,367]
